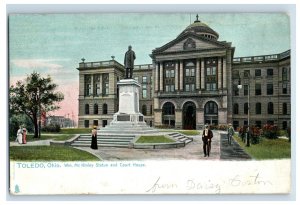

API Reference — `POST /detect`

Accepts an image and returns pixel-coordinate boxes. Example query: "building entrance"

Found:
[182,101,196,129]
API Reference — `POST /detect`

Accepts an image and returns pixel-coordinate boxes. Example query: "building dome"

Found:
[180,15,219,40]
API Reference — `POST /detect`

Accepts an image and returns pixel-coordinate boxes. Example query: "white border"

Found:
[1,1,298,205]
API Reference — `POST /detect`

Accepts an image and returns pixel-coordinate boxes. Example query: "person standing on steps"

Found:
[90,126,98,150]
[202,124,213,157]
[227,123,234,145]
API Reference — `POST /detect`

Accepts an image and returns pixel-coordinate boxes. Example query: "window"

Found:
[142,84,147,98]
[244,103,248,114]
[95,83,100,95]
[232,70,240,79]
[102,120,107,127]
[233,121,239,130]
[142,76,147,83]
[205,101,218,114]
[282,83,287,94]
[162,102,175,115]
[244,70,250,78]
[205,58,217,91]
[255,69,261,77]
[267,120,274,125]
[282,67,288,81]
[282,121,287,130]
[103,103,108,114]
[85,104,89,115]
[93,120,98,126]
[94,74,100,95]
[86,84,91,96]
[244,85,248,96]
[268,102,274,114]
[184,61,196,92]
[255,121,262,128]
[84,120,89,128]
[267,69,273,76]
[142,105,147,115]
[102,74,109,96]
[244,120,248,126]
[94,104,98,114]
[283,103,287,115]
[256,103,261,114]
[233,103,239,114]
[164,64,175,93]
[267,84,273,95]
[85,75,92,96]
[234,86,239,96]
[255,83,261,95]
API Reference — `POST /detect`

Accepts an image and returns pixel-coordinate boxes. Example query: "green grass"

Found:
[10,146,99,161]
[234,135,291,160]
[158,129,200,135]
[59,128,91,134]
[24,134,75,141]
[136,135,175,143]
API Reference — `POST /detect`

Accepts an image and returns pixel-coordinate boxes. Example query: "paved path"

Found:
[75,131,221,161]
[10,140,51,147]
[220,133,251,160]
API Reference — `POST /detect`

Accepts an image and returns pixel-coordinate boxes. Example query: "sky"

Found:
[8,13,290,124]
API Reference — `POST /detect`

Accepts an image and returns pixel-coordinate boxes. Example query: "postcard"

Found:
[8,13,291,195]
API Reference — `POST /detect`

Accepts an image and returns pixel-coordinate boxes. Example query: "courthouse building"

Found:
[77,16,291,130]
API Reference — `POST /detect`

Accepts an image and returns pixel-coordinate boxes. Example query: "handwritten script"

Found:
[146,173,272,194]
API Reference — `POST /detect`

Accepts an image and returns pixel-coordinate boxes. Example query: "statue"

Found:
[124,45,136,79]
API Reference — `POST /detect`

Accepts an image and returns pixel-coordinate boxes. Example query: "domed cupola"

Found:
[180,14,219,40]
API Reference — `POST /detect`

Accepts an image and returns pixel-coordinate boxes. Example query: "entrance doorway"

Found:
[204,101,218,125]
[162,102,175,128]
[182,101,196,129]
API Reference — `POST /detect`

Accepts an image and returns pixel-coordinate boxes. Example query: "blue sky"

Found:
[8,13,290,118]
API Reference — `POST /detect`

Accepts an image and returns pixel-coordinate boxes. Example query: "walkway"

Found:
[76,131,222,161]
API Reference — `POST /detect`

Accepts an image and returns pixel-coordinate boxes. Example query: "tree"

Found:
[10,72,64,138]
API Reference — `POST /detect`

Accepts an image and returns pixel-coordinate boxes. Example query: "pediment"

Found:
[153,33,227,54]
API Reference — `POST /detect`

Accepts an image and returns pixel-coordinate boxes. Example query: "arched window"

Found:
[85,104,89,115]
[283,103,287,115]
[205,101,218,115]
[256,103,261,114]
[233,103,239,114]
[268,102,274,114]
[94,104,98,115]
[244,103,248,115]
[103,103,108,114]
[142,105,147,116]
[162,102,175,115]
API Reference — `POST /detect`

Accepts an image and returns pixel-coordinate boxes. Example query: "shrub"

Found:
[41,124,61,133]
[250,126,262,144]
[262,124,279,139]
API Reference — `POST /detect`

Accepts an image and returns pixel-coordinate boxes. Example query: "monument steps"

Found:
[168,132,194,145]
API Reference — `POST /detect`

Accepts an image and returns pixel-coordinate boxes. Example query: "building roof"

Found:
[178,15,219,40]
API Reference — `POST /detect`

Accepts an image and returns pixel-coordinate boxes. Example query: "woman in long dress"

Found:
[22,128,27,144]
[90,126,98,149]
[16,126,23,144]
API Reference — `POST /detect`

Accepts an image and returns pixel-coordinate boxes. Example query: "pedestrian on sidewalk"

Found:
[227,123,234,145]
[22,127,27,144]
[90,125,98,150]
[202,124,213,157]
[16,126,23,144]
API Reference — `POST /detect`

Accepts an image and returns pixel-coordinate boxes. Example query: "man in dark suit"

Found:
[124,45,136,79]
[202,124,213,157]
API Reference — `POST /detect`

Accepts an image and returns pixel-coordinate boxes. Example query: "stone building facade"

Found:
[77,17,290,130]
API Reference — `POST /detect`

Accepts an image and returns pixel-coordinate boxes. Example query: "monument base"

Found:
[98,79,159,136]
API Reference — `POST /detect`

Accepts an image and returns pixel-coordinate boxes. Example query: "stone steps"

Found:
[168,133,193,145]
[71,134,135,148]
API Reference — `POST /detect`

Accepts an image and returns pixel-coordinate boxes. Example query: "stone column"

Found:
[160,62,164,92]
[79,74,85,97]
[201,59,205,90]
[90,74,94,96]
[155,63,159,92]
[223,57,227,89]
[154,110,162,127]
[196,108,204,129]
[175,109,182,129]
[180,60,183,90]
[109,72,115,95]
[218,57,222,89]
[196,59,200,90]
[175,61,179,91]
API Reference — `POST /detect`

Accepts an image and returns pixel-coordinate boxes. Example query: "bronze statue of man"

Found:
[124,45,136,79]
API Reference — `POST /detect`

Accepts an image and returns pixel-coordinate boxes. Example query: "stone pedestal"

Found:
[99,79,158,135]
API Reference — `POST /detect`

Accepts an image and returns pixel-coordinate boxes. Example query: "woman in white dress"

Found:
[17,126,23,144]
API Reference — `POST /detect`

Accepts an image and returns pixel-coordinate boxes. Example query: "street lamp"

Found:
[237,77,251,147]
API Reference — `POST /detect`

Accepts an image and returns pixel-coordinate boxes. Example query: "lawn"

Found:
[158,129,200,135]
[234,135,291,160]
[136,135,175,143]
[25,134,75,141]
[10,146,99,161]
